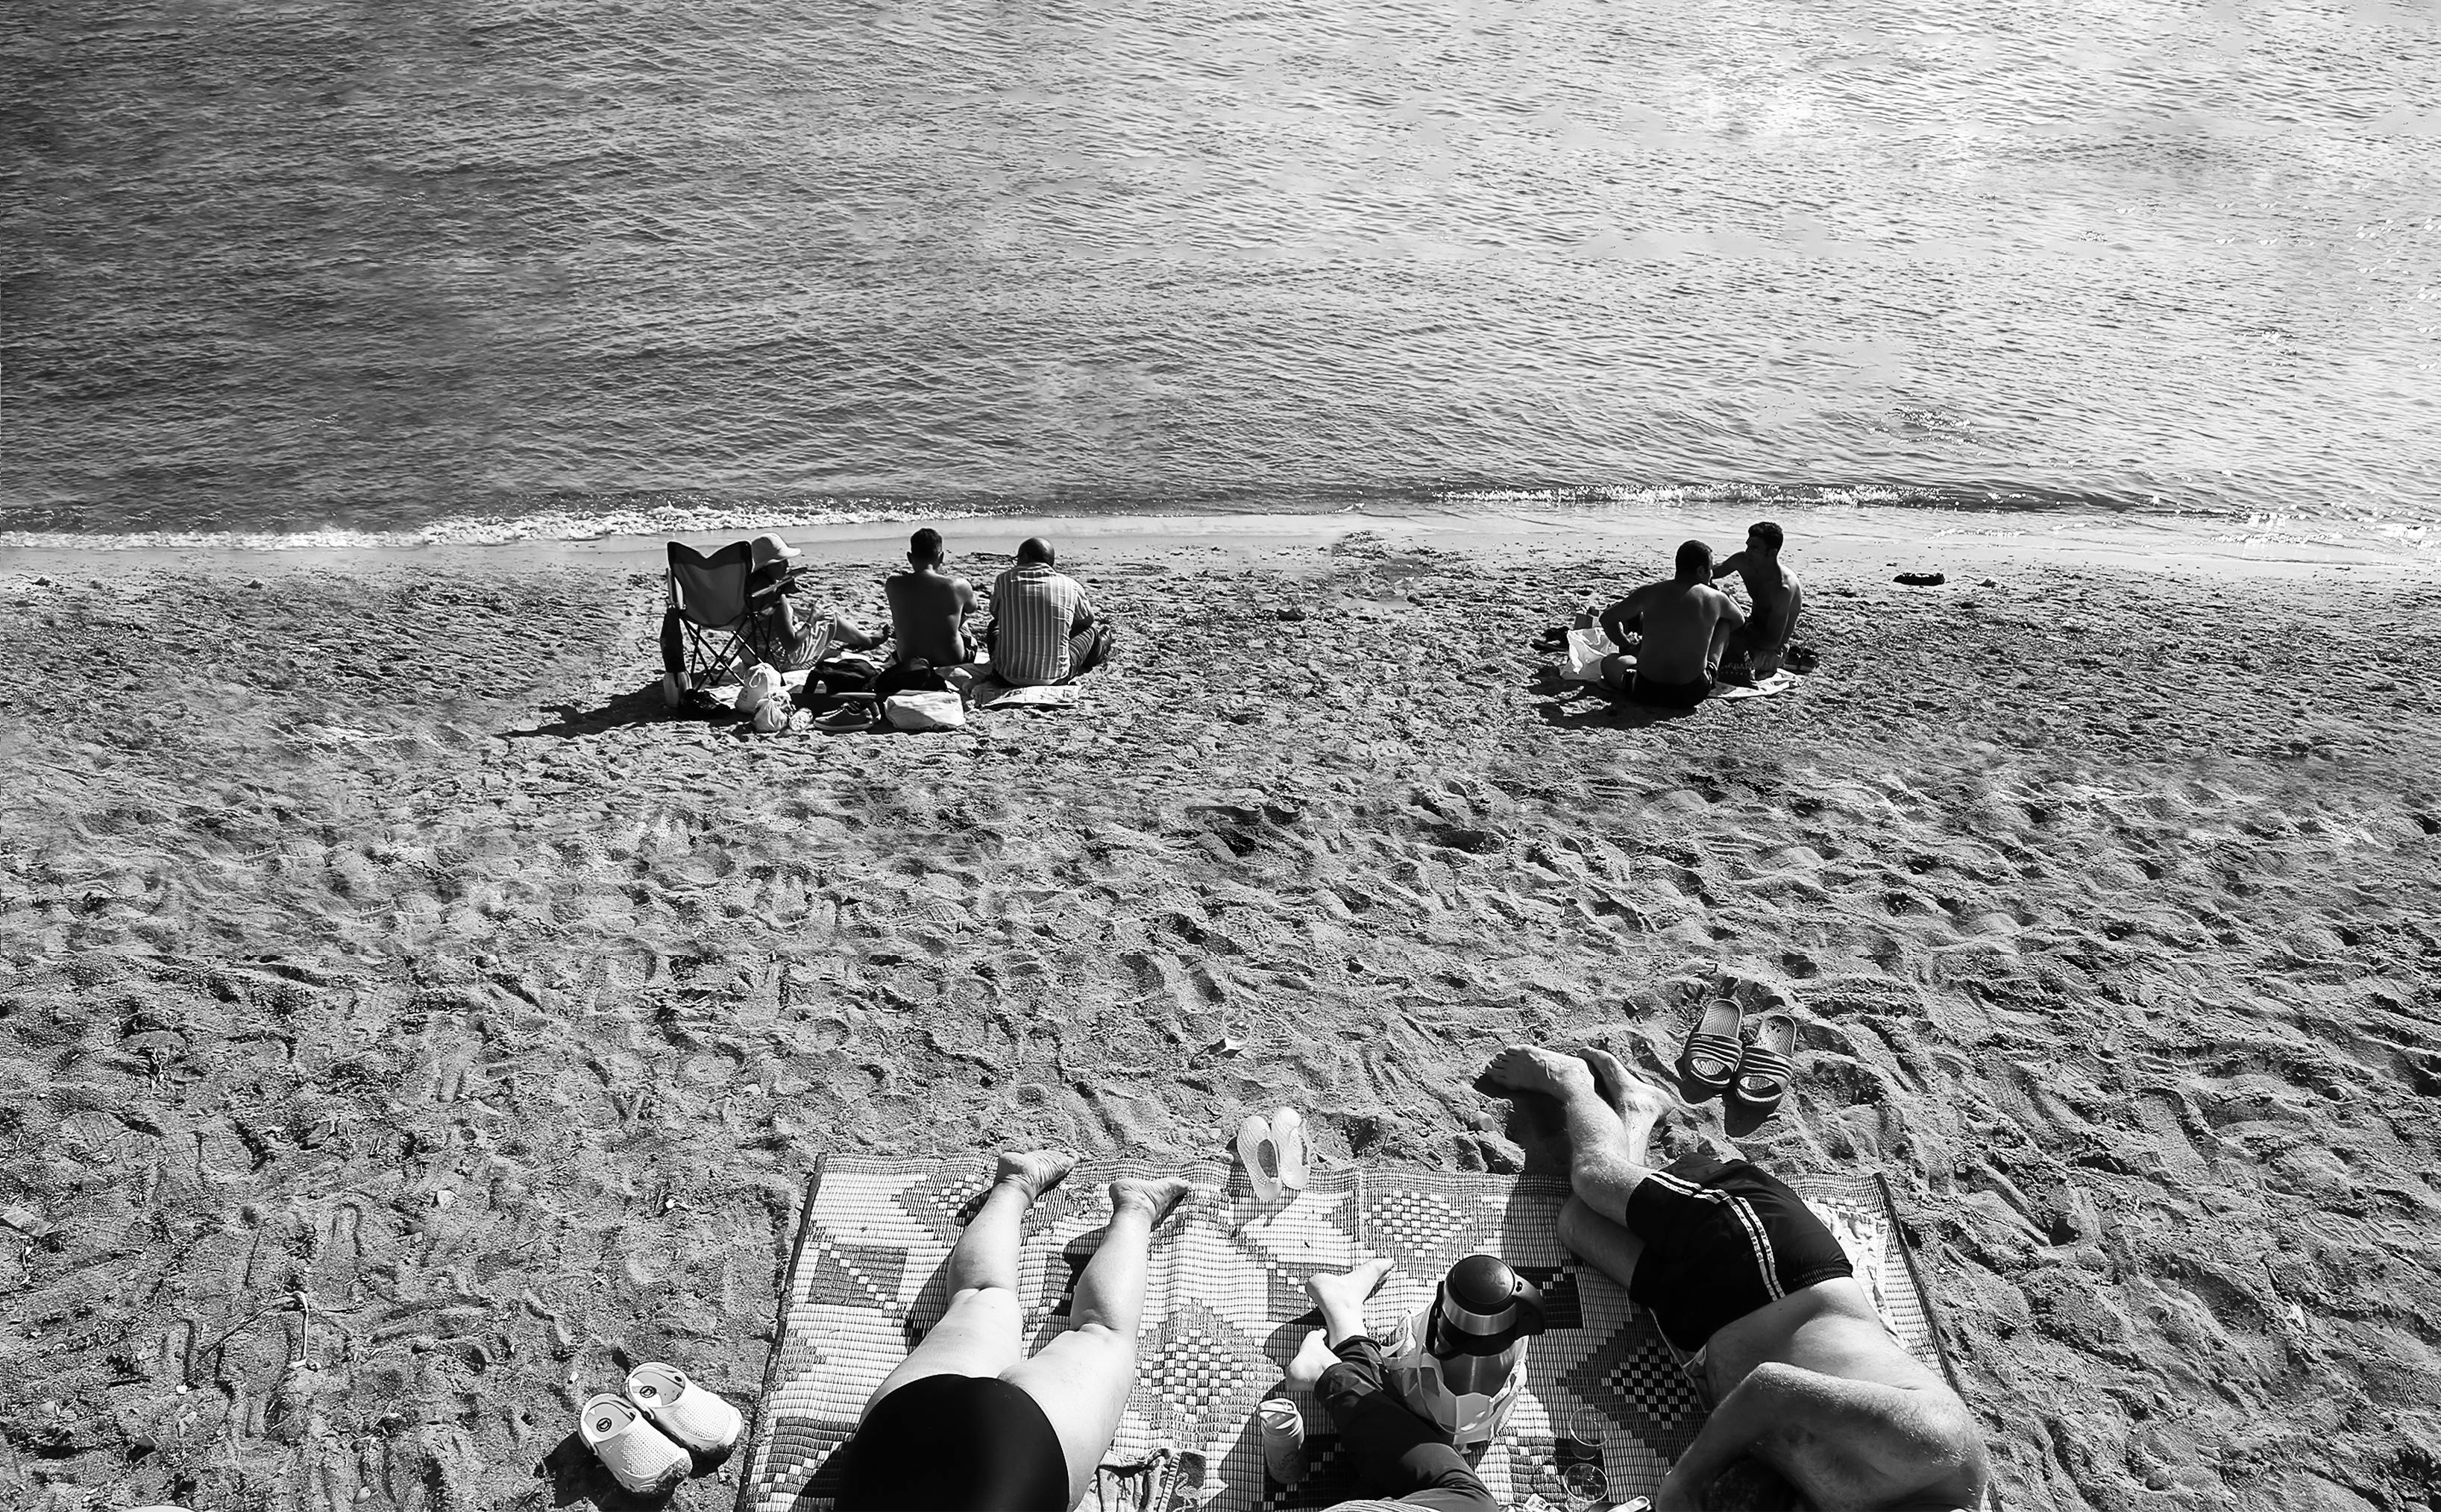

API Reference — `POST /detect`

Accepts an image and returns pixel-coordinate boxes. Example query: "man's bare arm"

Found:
[1710,550,1749,582]
[1705,590,1747,671]
[1598,585,1659,646]
[1657,1361,1986,1511]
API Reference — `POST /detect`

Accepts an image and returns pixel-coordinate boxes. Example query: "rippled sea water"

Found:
[3,0,2436,542]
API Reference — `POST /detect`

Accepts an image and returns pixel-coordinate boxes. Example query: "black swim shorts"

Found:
[1630,672,1713,708]
[1622,1153,1855,1354]
[831,1373,1069,1511]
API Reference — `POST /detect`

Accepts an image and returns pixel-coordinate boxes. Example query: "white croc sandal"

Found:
[579,1392,691,1496]
[626,1361,744,1455]
[1237,1113,1284,1204]
[1269,1106,1310,1193]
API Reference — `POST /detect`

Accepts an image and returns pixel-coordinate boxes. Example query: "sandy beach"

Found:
[2,515,2436,1512]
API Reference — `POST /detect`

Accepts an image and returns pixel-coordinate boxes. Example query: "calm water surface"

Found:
[3,0,2436,543]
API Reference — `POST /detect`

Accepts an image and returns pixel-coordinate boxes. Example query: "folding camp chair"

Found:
[659,540,782,707]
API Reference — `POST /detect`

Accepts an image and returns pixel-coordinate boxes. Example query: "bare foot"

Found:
[1285,1328,1342,1388]
[1110,1176,1196,1224]
[996,1150,1076,1200]
[1579,1045,1669,1133]
[1304,1256,1395,1340]
[1488,1045,1600,1102]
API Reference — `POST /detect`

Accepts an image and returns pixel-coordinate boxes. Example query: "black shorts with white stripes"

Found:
[1621,1153,1855,1354]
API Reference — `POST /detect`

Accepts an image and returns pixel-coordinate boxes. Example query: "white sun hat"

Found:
[749,533,802,571]
[626,1361,744,1454]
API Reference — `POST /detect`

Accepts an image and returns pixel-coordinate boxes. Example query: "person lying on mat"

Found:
[1595,541,1747,708]
[1487,1046,1990,1512]
[986,537,1113,687]
[1709,520,1803,682]
[884,526,983,670]
[1276,1257,1510,1512]
[827,1152,1196,1512]
[746,533,883,670]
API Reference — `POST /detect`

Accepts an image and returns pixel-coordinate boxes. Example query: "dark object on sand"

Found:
[1730,1014,1797,1118]
[1895,571,1947,587]
[811,697,879,734]
[1676,998,1744,1099]
[660,540,762,707]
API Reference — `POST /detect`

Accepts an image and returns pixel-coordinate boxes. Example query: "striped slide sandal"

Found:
[1674,998,1745,1100]
[1730,1013,1798,1119]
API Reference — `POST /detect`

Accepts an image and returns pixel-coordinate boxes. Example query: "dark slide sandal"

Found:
[1676,998,1744,1099]
[1731,1012,1797,1116]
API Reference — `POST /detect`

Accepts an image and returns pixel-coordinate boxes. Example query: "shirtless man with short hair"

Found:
[1598,541,1747,708]
[884,527,981,668]
[1712,521,1804,678]
[1489,1045,1990,1512]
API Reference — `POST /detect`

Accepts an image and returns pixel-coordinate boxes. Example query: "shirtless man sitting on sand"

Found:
[1489,1045,1990,1512]
[1711,520,1804,680]
[1598,541,1747,708]
[884,527,982,669]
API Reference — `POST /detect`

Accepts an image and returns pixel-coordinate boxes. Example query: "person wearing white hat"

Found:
[747,532,882,670]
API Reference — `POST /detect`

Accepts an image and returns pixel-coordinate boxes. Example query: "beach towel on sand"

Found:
[735,1158,1958,1512]
[976,681,1081,709]
[1716,670,1803,700]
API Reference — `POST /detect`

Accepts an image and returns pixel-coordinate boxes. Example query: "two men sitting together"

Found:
[1593,521,1803,708]
[744,527,1111,693]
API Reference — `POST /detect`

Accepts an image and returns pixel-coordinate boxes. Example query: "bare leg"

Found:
[1287,1257,1395,1385]
[1558,1194,1649,1290]
[1486,1045,1669,1220]
[1289,1259,1495,1507]
[1005,1176,1196,1508]
[861,1150,1072,1410]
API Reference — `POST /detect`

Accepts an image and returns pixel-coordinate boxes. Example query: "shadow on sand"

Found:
[1527,667,1702,731]
[505,683,709,740]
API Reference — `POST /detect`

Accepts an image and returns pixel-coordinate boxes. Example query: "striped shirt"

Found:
[989,564,1094,686]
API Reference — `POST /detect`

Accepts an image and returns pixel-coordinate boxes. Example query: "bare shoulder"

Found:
[1751,1362,1988,1504]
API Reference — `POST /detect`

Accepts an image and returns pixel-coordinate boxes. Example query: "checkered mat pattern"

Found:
[738,1160,1944,1512]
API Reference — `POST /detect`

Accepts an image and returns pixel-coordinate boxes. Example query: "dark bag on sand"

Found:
[870,661,954,701]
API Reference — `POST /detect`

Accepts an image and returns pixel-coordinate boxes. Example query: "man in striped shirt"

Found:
[987,538,1112,687]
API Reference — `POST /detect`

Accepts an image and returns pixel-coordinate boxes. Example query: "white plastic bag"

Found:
[1564,626,1618,682]
[735,664,785,715]
[750,695,794,733]
[882,690,967,731]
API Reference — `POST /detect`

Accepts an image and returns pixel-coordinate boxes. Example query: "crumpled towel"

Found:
[1716,671,1804,700]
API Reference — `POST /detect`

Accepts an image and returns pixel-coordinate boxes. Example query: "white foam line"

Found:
[0,501,978,555]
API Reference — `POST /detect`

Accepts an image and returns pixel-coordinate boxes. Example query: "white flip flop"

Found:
[626,1361,744,1454]
[579,1392,691,1496]
[1237,1113,1283,1203]
[1269,1106,1310,1193]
